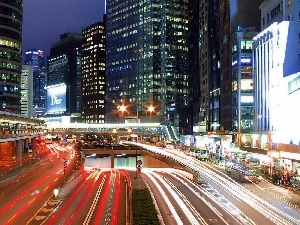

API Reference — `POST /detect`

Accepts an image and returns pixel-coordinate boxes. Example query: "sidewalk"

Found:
[259,178,300,210]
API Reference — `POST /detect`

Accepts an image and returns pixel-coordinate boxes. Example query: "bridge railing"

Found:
[81,144,141,150]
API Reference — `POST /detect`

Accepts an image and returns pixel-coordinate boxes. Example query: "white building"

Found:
[260,0,300,30]
[253,21,300,144]
[21,65,34,117]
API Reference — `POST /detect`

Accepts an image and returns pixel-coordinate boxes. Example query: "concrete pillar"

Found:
[16,139,22,162]
[31,137,36,154]
[24,138,29,152]
[111,153,114,168]
[10,141,17,160]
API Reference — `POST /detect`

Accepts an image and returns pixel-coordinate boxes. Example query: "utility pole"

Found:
[63,158,67,183]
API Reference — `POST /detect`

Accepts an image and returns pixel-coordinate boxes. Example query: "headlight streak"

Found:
[130,143,300,225]
[150,171,200,225]
[161,173,209,225]
[170,170,251,225]
[177,158,295,225]
[83,174,106,225]
[104,169,117,223]
[189,160,298,225]
[140,171,166,225]
[144,171,184,225]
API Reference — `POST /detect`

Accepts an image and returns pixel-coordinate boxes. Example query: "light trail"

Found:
[83,174,106,225]
[149,171,200,224]
[144,171,184,225]
[128,142,300,225]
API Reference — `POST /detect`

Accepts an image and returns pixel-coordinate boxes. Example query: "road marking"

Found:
[35,216,46,220]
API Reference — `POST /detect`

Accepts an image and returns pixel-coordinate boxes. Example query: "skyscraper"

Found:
[0,0,22,114]
[183,0,200,135]
[47,33,82,118]
[185,0,222,135]
[24,49,47,115]
[82,20,106,124]
[219,0,264,132]
[21,65,34,117]
[105,0,189,126]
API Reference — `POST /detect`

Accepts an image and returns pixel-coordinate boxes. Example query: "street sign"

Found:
[137,165,141,173]
[137,159,142,166]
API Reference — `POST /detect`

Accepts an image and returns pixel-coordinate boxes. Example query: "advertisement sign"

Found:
[288,74,300,94]
[46,84,67,113]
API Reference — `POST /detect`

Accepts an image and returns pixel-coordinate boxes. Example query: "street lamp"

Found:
[147,105,155,115]
[54,188,59,199]
[147,105,155,123]
[118,105,127,123]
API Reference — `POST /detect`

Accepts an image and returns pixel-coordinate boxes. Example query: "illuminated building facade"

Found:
[21,65,34,117]
[0,0,22,114]
[24,49,47,116]
[260,0,299,30]
[253,21,300,144]
[232,28,258,135]
[106,0,189,126]
[47,33,82,117]
[81,20,106,124]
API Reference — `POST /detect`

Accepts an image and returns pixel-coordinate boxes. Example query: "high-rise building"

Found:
[24,49,47,115]
[183,0,201,135]
[21,65,34,117]
[0,0,22,114]
[231,27,258,135]
[186,0,221,134]
[47,33,82,118]
[106,0,189,126]
[184,0,263,141]
[219,0,264,132]
[186,0,222,135]
[81,20,106,124]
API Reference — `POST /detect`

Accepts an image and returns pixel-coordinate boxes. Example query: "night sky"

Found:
[22,0,106,59]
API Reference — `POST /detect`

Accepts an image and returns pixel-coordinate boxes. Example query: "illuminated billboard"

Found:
[46,84,67,113]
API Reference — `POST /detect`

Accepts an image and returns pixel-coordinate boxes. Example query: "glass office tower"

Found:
[106,0,189,126]
[0,0,22,114]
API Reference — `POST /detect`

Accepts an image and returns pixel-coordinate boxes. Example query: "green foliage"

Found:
[132,188,160,225]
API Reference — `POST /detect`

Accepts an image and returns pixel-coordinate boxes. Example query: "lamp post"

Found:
[147,105,155,123]
[118,105,127,123]
[54,188,59,199]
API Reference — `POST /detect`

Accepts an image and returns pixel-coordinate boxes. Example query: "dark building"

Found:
[0,0,22,114]
[186,0,263,136]
[184,0,201,135]
[185,0,221,135]
[24,49,47,115]
[81,20,106,124]
[106,0,189,127]
[47,32,82,117]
